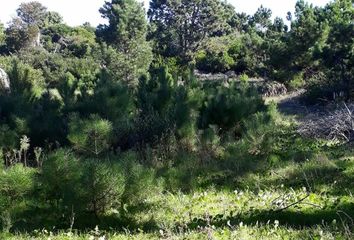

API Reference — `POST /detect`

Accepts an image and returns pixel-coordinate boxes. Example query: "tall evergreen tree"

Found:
[288,0,324,70]
[5,18,40,51]
[250,5,272,34]
[148,0,233,63]
[320,0,354,99]
[97,0,152,88]
[16,1,47,27]
[5,2,48,51]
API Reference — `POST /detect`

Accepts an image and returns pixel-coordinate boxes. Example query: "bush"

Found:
[196,50,234,73]
[195,36,235,73]
[0,125,20,151]
[40,149,161,226]
[0,58,46,100]
[120,152,162,207]
[0,164,36,231]
[220,108,277,173]
[81,159,125,217]
[40,149,85,217]
[288,72,305,90]
[199,83,265,134]
[41,150,122,224]
[68,114,113,156]
[198,126,224,164]
[304,71,343,104]
[228,33,265,76]
[161,151,201,191]
[241,109,277,157]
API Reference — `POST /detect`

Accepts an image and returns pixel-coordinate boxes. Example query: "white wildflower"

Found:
[274,220,279,229]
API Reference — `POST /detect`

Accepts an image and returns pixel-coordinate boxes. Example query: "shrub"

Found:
[161,151,201,192]
[0,125,19,151]
[304,71,341,104]
[0,164,36,231]
[288,72,305,90]
[199,83,264,134]
[198,126,224,164]
[41,150,126,223]
[195,36,236,73]
[220,103,286,172]
[0,164,35,206]
[173,86,203,150]
[1,58,46,100]
[196,50,234,73]
[68,114,113,156]
[239,73,249,83]
[120,152,162,207]
[81,160,125,217]
[229,33,265,76]
[41,149,161,225]
[242,110,276,157]
[40,149,84,216]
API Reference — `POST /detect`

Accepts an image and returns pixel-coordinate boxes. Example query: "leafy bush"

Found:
[195,33,266,76]
[0,58,45,100]
[198,126,224,164]
[0,0,353,236]
[0,125,20,150]
[161,151,201,191]
[239,73,249,83]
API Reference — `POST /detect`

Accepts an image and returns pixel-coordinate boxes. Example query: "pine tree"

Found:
[97,0,152,88]
[148,0,233,63]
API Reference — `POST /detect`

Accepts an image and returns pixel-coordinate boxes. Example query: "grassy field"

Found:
[3,150,353,239]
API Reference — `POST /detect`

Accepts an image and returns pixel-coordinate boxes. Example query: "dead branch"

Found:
[274,194,310,212]
[297,102,354,142]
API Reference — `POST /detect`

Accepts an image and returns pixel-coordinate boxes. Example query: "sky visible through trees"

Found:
[0,0,330,27]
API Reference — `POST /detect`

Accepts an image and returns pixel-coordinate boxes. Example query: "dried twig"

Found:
[298,102,354,142]
[274,193,310,212]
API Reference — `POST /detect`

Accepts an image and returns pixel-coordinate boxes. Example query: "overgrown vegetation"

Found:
[0,0,353,239]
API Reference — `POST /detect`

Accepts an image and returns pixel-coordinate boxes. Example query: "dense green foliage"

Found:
[193,0,353,102]
[97,0,152,88]
[148,0,235,64]
[0,0,353,238]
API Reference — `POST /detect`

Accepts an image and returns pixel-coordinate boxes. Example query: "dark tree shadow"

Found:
[185,202,354,230]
